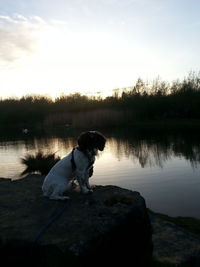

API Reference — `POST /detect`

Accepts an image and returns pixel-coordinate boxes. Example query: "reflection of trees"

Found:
[4,132,200,169]
[108,133,200,168]
[172,136,200,168]
[21,137,77,158]
[133,141,173,168]
[28,134,200,168]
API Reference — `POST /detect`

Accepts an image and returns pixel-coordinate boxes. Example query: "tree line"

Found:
[1,72,200,129]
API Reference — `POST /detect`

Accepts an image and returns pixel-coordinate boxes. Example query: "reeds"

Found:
[21,151,60,176]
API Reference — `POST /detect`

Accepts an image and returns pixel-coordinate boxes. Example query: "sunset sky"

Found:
[0,0,200,98]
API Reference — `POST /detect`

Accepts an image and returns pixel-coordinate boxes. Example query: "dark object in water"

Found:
[21,151,60,176]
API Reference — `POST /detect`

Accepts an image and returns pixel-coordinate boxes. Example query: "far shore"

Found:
[1,118,200,139]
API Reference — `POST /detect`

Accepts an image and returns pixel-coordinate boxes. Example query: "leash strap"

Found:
[33,202,69,244]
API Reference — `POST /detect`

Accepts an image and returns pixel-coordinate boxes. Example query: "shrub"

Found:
[21,151,60,176]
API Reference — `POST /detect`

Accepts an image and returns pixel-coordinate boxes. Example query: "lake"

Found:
[0,129,200,218]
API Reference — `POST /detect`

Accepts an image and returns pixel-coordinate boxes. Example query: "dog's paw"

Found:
[90,184,96,189]
[81,187,90,194]
[62,196,70,200]
[88,188,93,194]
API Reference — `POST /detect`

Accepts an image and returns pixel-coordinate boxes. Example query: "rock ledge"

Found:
[0,175,152,267]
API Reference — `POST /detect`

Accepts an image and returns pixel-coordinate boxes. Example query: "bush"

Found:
[21,151,60,176]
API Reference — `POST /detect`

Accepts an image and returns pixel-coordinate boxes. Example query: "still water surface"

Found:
[0,132,200,218]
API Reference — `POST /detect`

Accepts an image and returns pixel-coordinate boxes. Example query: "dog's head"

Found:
[78,131,106,152]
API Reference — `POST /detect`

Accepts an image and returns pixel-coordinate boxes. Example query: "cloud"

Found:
[0,14,47,66]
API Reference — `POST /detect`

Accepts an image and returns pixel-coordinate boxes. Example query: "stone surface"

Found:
[150,213,200,266]
[0,175,152,267]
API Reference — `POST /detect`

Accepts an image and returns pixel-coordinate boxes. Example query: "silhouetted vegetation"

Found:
[21,151,60,175]
[1,72,200,129]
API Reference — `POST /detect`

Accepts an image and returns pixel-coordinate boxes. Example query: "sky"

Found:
[0,0,200,99]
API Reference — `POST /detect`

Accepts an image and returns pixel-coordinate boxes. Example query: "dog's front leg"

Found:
[76,171,90,194]
[85,174,93,192]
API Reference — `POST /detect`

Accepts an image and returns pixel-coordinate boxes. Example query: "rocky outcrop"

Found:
[150,213,200,266]
[0,175,152,267]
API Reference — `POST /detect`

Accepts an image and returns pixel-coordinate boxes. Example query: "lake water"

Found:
[1,130,200,218]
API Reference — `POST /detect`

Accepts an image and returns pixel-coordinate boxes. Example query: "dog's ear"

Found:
[77,132,91,151]
[94,131,106,151]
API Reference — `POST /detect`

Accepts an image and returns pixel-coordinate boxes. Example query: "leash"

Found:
[32,147,95,245]
[33,201,69,244]
[33,148,75,244]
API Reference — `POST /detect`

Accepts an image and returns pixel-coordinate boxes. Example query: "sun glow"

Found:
[1,0,200,99]
[33,26,136,98]
[0,12,186,99]
[0,14,153,99]
[1,24,123,98]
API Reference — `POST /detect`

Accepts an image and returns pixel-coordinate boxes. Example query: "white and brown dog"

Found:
[42,131,106,200]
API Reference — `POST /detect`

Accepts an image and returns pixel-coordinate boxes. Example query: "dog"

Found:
[42,131,106,200]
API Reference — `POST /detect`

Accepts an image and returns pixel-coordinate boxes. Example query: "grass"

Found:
[21,151,60,176]
[149,210,200,266]
[149,209,200,236]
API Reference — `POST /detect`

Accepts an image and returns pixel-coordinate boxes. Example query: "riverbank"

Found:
[1,175,200,266]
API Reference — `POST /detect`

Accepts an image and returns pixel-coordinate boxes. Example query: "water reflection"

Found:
[108,133,200,169]
[0,132,200,179]
[0,137,77,179]
[109,138,172,168]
